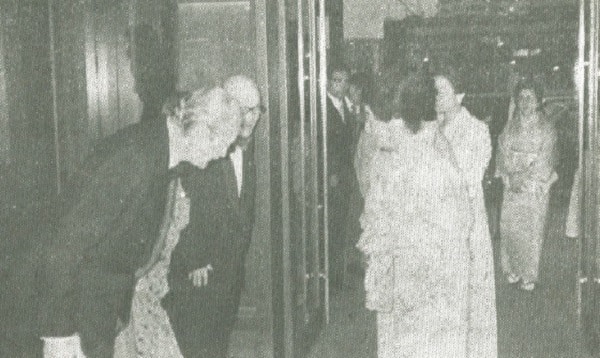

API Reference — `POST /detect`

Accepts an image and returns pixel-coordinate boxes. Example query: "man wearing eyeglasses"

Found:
[162,76,262,358]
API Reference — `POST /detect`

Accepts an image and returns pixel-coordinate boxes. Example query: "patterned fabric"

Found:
[357,118,496,357]
[497,114,557,283]
[114,179,189,358]
[441,107,497,357]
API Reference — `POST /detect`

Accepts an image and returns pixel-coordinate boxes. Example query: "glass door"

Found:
[578,0,600,354]
[287,0,329,356]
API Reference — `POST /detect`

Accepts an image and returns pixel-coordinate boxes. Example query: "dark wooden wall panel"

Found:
[52,0,90,180]
[1,0,55,207]
[54,0,170,180]
[0,14,9,165]
[177,1,254,90]
[1,6,55,354]
[326,0,344,65]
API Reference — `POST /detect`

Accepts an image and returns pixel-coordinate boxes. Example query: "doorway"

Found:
[578,0,600,355]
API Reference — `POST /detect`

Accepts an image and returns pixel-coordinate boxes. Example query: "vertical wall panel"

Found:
[88,1,132,140]
[177,1,252,91]
[54,0,91,179]
[0,12,9,165]
[116,16,142,130]
[1,0,54,201]
[55,0,159,177]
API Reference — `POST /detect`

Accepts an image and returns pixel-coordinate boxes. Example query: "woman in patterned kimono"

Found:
[497,78,558,291]
[356,71,496,358]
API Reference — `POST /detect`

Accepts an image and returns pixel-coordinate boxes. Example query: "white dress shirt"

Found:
[230,145,244,197]
[345,97,355,114]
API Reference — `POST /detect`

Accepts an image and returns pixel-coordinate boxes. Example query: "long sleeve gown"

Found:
[357,115,497,358]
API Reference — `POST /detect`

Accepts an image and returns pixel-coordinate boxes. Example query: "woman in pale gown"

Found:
[356,71,496,357]
[497,78,557,291]
[431,62,498,355]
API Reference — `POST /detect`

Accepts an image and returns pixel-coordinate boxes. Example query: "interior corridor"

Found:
[308,182,592,358]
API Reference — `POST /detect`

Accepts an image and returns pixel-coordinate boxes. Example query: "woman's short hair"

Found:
[400,71,437,133]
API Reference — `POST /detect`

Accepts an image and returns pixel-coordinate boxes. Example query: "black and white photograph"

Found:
[0,0,597,357]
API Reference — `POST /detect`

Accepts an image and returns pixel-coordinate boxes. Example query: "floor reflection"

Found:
[308,182,591,358]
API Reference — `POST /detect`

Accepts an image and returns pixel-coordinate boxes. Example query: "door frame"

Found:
[258,1,331,357]
[578,0,600,354]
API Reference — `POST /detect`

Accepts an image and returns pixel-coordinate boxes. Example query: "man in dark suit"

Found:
[164,130,257,357]
[37,76,261,358]
[323,64,354,290]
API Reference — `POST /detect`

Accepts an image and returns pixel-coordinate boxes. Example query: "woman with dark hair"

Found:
[356,71,497,357]
[497,77,557,291]
[432,60,498,356]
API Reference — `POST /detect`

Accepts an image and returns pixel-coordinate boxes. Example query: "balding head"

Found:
[224,75,262,140]
[224,75,260,108]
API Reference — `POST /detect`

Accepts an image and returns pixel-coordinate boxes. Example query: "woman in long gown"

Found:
[431,63,498,354]
[356,71,496,357]
[497,78,557,291]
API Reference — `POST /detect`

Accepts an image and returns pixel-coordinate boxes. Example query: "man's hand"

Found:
[188,264,214,287]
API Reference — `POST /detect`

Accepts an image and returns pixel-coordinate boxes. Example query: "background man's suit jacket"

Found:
[37,120,171,353]
[320,96,358,287]
[324,97,355,187]
[163,145,256,354]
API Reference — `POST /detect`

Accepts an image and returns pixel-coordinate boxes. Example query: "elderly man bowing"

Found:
[39,76,261,358]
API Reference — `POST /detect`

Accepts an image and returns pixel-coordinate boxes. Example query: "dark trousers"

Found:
[164,288,241,358]
[77,271,133,358]
[328,184,350,289]
[343,183,364,283]
[170,310,232,358]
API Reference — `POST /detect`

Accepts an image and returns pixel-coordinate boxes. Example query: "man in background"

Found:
[323,64,354,290]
